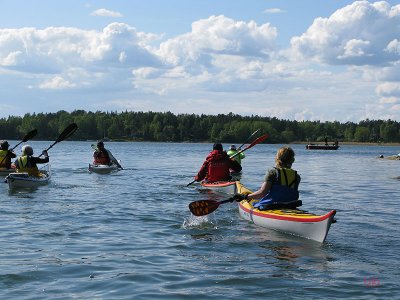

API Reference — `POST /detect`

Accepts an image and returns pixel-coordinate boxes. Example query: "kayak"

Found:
[5,165,51,190]
[88,163,121,174]
[236,182,336,243]
[200,181,238,195]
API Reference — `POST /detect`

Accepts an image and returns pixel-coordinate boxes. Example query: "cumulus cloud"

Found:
[158,15,277,66]
[90,8,123,18]
[290,1,400,66]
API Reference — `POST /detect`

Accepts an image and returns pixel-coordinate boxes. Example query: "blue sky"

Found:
[0,0,399,121]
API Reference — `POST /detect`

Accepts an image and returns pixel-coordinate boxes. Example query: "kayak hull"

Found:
[200,181,237,195]
[236,182,336,243]
[88,163,120,174]
[6,165,51,190]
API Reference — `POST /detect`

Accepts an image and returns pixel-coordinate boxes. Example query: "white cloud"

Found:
[290,1,400,66]
[1,3,400,121]
[158,15,277,66]
[263,8,285,14]
[90,8,123,18]
[39,76,76,89]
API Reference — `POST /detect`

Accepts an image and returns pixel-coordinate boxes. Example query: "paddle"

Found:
[229,133,269,159]
[186,133,269,187]
[237,128,260,150]
[0,129,38,165]
[39,123,78,156]
[189,197,237,216]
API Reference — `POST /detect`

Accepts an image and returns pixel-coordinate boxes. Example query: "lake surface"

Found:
[0,141,399,299]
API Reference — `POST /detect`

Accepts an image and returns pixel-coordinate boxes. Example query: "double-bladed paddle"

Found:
[39,123,78,156]
[236,128,260,150]
[0,129,38,165]
[189,197,237,216]
[229,133,269,159]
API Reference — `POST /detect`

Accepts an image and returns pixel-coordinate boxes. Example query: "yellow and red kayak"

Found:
[236,182,336,243]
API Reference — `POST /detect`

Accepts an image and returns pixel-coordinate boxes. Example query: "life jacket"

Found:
[0,149,9,168]
[16,155,41,177]
[206,150,234,182]
[253,167,299,210]
[94,150,110,165]
[227,149,244,164]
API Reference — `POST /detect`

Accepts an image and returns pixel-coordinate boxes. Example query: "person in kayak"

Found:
[234,146,301,209]
[194,143,242,183]
[14,145,49,177]
[93,141,122,168]
[0,140,16,169]
[226,144,245,165]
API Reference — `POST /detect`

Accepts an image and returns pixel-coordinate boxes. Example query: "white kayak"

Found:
[88,163,121,174]
[5,165,51,190]
[236,182,336,243]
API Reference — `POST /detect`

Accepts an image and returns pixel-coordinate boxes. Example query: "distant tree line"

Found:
[0,110,399,143]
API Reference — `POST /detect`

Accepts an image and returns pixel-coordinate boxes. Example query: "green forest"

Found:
[0,110,399,143]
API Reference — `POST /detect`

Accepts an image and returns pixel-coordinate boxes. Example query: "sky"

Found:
[0,0,399,122]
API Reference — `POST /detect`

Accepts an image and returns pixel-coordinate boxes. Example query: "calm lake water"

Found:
[0,141,399,299]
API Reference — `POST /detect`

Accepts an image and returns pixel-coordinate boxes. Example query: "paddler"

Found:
[194,143,242,183]
[0,140,16,169]
[234,146,301,209]
[226,144,245,165]
[14,145,49,176]
[93,141,122,168]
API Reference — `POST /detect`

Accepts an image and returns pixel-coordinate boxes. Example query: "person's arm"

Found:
[31,150,49,164]
[248,181,272,199]
[106,150,122,168]
[194,160,208,181]
[8,151,16,159]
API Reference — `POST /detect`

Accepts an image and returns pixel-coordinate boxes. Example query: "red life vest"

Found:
[94,150,110,164]
[206,150,237,182]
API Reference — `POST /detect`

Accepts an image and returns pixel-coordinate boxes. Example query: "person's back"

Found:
[236,146,301,210]
[93,141,111,165]
[0,140,16,169]
[195,143,242,183]
[15,145,49,177]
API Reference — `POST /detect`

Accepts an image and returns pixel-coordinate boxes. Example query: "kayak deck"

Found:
[200,181,238,195]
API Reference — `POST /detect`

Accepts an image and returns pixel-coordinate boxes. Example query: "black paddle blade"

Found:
[22,129,38,142]
[189,200,220,216]
[57,123,78,142]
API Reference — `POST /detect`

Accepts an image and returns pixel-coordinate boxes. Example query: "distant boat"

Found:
[306,143,339,150]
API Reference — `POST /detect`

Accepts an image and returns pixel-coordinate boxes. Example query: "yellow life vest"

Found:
[16,155,41,177]
[0,149,8,167]
[277,167,298,188]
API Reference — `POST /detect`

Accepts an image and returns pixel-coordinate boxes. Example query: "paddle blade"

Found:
[57,123,78,142]
[247,133,269,149]
[189,200,220,216]
[22,129,38,142]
